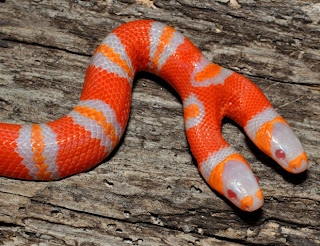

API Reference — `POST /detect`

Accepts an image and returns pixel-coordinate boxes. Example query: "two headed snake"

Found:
[0,20,308,211]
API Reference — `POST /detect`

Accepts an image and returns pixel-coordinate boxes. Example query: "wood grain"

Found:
[0,0,319,245]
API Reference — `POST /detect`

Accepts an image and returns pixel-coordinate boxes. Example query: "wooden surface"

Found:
[0,0,319,245]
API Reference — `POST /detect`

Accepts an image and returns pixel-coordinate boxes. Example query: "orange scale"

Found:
[158,42,202,96]
[112,20,153,72]
[80,66,132,129]
[186,120,227,164]
[5,165,16,173]
[17,169,30,179]
[223,73,272,127]
[194,63,222,82]
[0,124,30,178]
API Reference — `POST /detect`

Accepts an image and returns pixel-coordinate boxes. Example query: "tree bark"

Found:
[0,0,319,245]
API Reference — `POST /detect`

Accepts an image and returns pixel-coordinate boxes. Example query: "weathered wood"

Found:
[0,0,319,245]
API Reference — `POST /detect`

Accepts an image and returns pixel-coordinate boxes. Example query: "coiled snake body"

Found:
[0,20,308,211]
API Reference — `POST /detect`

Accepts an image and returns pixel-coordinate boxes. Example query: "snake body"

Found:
[0,20,308,211]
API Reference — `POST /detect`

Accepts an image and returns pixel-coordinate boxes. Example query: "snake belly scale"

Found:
[0,20,308,211]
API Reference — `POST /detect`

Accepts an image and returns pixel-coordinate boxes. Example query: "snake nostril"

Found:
[275,149,286,159]
[227,189,237,199]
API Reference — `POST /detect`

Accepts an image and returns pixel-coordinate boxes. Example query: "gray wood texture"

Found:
[0,0,319,245]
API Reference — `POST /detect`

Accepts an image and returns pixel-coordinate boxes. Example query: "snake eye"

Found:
[227,189,237,199]
[275,149,286,159]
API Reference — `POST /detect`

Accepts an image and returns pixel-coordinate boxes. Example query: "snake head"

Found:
[250,115,308,174]
[268,120,308,173]
[222,159,264,212]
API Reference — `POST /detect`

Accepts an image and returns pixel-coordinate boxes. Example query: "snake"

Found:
[0,20,308,211]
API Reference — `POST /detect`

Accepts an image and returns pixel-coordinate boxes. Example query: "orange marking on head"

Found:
[241,196,253,210]
[208,161,225,195]
[74,106,119,147]
[288,152,308,170]
[184,104,200,120]
[254,117,288,156]
[194,63,222,82]
[255,189,263,200]
[208,153,250,195]
[152,26,176,69]
[95,44,133,79]
[31,125,52,179]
